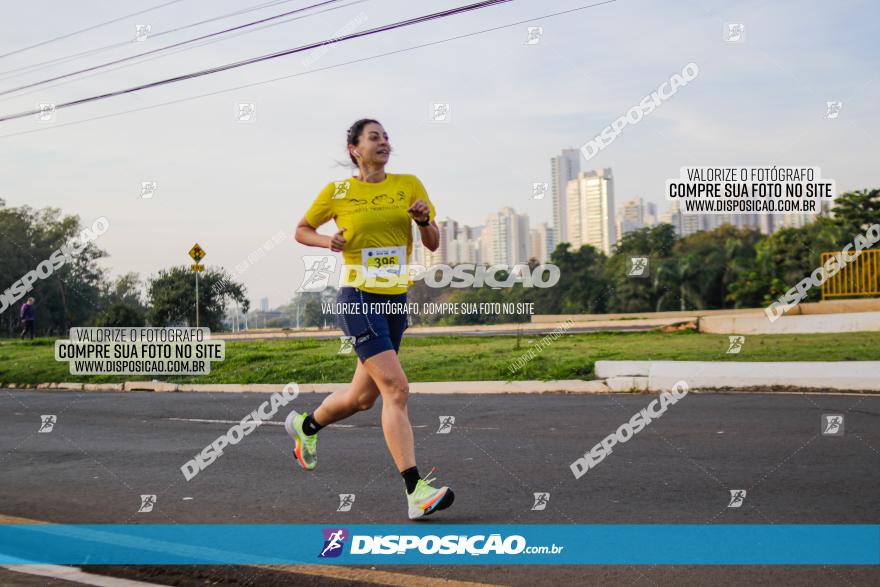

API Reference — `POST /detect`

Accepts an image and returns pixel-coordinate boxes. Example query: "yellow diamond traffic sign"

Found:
[188,243,206,263]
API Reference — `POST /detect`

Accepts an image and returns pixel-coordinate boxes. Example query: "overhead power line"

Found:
[0,0,367,106]
[0,0,303,83]
[0,0,617,138]
[0,0,352,97]
[0,0,191,60]
[0,0,516,123]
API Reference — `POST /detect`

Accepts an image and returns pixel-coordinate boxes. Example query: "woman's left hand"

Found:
[408,199,430,223]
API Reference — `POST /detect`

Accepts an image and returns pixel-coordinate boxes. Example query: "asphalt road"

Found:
[1,388,878,586]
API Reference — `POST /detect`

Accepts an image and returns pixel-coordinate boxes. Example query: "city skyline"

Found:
[1,0,876,307]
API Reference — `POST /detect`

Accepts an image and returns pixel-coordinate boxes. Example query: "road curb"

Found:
[3,380,612,394]
[6,371,880,394]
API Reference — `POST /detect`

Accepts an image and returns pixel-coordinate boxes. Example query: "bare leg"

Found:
[359,349,415,471]
[312,360,380,426]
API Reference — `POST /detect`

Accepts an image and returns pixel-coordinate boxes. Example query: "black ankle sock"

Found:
[302,413,324,436]
[401,466,420,494]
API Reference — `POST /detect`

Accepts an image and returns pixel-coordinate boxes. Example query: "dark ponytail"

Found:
[346,118,381,166]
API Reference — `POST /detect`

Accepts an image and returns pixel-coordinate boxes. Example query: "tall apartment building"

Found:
[411,222,426,266]
[550,148,580,247]
[616,197,658,240]
[413,218,482,267]
[454,225,480,264]
[566,168,616,255]
[485,207,530,266]
[529,222,555,263]
[422,217,455,266]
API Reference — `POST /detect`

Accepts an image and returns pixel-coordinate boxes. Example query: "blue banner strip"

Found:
[1,525,878,565]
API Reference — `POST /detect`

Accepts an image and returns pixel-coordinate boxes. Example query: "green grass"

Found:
[2,330,879,385]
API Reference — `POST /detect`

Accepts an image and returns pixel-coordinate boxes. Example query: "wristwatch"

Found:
[415,218,430,227]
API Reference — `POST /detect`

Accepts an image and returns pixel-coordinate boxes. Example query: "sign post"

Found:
[188,243,206,327]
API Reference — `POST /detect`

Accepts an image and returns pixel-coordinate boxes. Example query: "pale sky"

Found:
[0,0,877,308]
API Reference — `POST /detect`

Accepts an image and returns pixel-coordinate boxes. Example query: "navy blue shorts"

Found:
[336,287,409,362]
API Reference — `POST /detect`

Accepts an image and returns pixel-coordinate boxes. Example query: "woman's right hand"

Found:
[329,227,347,252]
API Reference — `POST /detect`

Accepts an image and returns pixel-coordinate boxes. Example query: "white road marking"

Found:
[165,418,492,429]
[165,418,354,428]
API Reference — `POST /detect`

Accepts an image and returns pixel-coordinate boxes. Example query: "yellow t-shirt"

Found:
[304,173,436,294]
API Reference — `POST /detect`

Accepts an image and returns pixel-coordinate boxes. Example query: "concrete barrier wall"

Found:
[699,311,880,334]
[531,308,762,323]
[596,360,880,391]
[799,298,880,314]
[531,298,880,324]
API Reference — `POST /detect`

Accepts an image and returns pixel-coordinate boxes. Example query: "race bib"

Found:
[362,246,406,277]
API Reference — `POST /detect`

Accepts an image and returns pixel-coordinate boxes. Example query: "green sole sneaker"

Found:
[407,468,455,520]
[284,410,317,470]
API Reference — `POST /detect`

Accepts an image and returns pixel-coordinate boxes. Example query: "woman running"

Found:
[285,118,455,520]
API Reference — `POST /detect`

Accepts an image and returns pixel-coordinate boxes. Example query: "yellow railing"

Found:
[821,249,880,300]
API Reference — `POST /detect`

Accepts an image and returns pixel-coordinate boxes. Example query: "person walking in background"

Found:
[20,297,35,339]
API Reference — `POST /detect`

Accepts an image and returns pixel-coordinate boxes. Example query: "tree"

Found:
[728,221,836,307]
[675,225,762,309]
[302,297,324,328]
[829,188,880,245]
[605,224,678,312]
[92,273,147,327]
[146,267,248,331]
[0,205,108,336]
[544,243,609,314]
[94,303,146,327]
